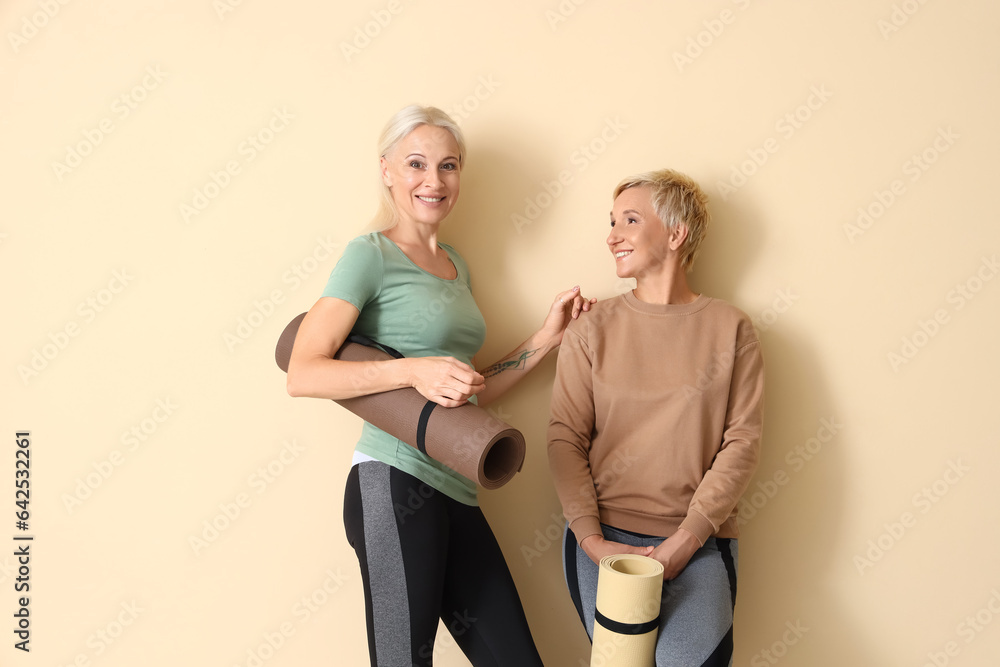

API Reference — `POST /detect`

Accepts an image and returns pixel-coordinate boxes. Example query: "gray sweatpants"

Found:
[563,524,738,667]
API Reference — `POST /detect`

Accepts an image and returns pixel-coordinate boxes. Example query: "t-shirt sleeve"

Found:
[321,236,383,310]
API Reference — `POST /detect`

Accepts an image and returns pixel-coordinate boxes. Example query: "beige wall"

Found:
[4,1,999,665]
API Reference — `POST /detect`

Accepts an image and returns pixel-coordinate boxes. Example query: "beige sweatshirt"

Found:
[547,291,764,545]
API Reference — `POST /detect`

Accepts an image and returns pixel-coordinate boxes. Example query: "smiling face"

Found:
[380,124,461,229]
[607,185,688,281]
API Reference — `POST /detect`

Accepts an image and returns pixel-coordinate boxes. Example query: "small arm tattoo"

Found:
[481,348,539,379]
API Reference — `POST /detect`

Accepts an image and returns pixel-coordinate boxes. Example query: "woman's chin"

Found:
[615,267,633,280]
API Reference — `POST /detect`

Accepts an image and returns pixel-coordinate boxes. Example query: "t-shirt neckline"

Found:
[622,290,711,315]
[377,232,460,283]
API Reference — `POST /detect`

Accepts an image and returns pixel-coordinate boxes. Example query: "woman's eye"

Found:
[409,161,424,169]
[441,163,457,171]
[628,217,638,224]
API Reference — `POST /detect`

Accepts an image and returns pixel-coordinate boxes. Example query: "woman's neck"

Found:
[382,221,440,255]
[633,265,698,305]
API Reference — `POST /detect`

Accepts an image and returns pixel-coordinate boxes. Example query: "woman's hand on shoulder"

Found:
[539,286,598,347]
[579,534,654,566]
[408,357,485,408]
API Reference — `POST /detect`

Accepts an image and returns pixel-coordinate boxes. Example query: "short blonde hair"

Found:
[613,169,710,272]
[372,105,467,231]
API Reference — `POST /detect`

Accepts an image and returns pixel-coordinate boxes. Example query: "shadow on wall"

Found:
[697,193,879,664]
[441,135,559,325]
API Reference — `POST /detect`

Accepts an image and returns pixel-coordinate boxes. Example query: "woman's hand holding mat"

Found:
[276,313,526,489]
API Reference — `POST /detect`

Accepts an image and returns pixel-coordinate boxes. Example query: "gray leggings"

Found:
[563,524,737,667]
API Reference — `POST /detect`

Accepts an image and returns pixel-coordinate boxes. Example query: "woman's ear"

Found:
[379,155,392,187]
[669,223,690,251]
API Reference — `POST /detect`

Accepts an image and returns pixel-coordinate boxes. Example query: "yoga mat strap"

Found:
[346,334,403,360]
[594,608,660,636]
[416,401,437,455]
[346,334,436,454]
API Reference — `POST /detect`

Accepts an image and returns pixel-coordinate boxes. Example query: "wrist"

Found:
[675,528,701,549]
[396,357,417,390]
[531,328,560,355]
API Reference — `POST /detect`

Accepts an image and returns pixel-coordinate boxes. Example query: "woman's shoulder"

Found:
[342,232,392,259]
[565,294,629,338]
[701,296,752,322]
[700,296,759,346]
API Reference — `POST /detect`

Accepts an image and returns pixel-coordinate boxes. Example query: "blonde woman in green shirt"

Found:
[286,105,593,666]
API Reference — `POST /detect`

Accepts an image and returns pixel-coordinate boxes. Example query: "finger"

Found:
[452,370,485,388]
[555,285,581,307]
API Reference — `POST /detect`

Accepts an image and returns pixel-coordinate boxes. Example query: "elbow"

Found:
[285,370,306,398]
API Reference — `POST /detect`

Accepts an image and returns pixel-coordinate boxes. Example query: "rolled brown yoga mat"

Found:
[275,313,526,489]
[591,554,664,667]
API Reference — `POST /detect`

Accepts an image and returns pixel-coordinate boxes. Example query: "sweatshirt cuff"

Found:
[679,511,715,546]
[568,515,603,543]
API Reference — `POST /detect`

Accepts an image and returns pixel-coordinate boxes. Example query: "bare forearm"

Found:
[475,330,558,406]
[286,356,414,400]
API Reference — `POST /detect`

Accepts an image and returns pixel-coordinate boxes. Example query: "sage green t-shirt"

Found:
[321,232,487,505]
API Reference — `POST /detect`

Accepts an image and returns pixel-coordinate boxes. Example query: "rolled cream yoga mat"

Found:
[591,554,664,667]
[275,313,526,489]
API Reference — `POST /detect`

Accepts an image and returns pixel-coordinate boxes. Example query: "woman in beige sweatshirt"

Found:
[547,169,764,666]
